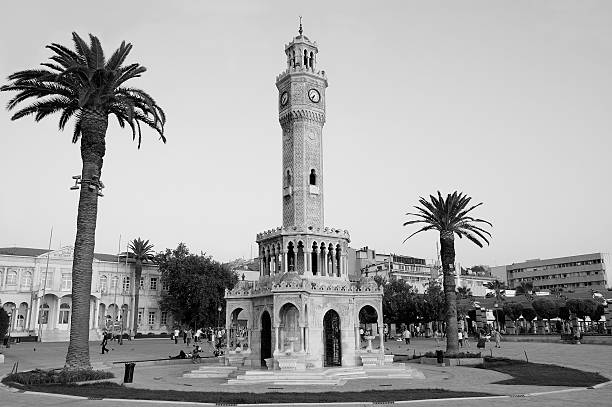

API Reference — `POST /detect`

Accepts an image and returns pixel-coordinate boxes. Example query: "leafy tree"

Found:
[1,33,165,370]
[378,277,420,325]
[403,191,492,355]
[590,304,605,322]
[421,281,446,324]
[129,238,155,336]
[0,309,9,340]
[521,307,537,322]
[456,286,473,299]
[503,302,523,334]
[567,299,599,320]
[532,298,560,321]
[157,243,237,329]
[470,265,487,274]
[549,287,564,298]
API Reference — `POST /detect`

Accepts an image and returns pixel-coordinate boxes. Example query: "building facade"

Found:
[505,253,608,293]
[225,26,384,369]
[350,247,436,293]
[0,246,169,342]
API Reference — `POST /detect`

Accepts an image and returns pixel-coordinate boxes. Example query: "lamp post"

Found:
[217,306,222,330]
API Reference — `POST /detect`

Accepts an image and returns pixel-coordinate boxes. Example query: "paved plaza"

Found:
[0,336,610,406]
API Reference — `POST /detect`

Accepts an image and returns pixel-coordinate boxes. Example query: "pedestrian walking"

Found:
[403,328,411,345]
[101,334,109,354]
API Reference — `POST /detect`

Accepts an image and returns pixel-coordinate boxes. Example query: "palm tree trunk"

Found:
[440,232,459,355]
[132,260,142,336]
[65,110,107,370]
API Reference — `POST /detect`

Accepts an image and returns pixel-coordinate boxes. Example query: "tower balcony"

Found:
[256,225,350,243]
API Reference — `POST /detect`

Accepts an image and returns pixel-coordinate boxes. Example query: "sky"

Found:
[1,1,611,270]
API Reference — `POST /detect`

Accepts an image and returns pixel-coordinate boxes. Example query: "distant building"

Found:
[489,265,507,284]
[225,257,260,282]
[0,246,169,342]
[452,266,497,297]
[505,253,608,294]
[349,247,437,293]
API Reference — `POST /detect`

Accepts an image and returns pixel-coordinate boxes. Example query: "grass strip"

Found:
[14,382,493,403]
[475,357,608,387]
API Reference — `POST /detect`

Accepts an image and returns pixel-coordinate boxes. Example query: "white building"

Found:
[0,246,170,342]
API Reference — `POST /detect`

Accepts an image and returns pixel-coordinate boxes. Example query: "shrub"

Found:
[3,369,114,385]
[423,351,482,359]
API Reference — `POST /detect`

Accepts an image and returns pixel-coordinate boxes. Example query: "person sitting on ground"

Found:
[169,350,187,359]
[191,344,202,363]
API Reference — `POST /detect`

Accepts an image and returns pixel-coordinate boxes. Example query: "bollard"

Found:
[124,362,136,383]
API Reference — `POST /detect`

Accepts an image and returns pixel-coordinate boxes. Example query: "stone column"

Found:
[260,257,265,277]
[330,248,336,277]
[322,249,328,276]
[283,252,288,274]
[300,326,305,352]
[304,250,312,276]
[275,326,280,353]
[305,327,310,353]
[355,326,361,351]
[31,297,40,331]
[378,321,384,352]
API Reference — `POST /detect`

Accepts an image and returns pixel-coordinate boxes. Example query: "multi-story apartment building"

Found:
[453,266,497,297]
[349,247,437,293]
[0,246,170,342]
[505,253,608,293]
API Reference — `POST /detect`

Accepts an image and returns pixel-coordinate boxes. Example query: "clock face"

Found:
[308,88,321,103]
[280,91,289,106]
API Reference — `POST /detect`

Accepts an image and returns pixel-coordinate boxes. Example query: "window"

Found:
[21,272,32,289]
[6,271,17,286]
[40,269,54,289]
[99,275,107,293]
[16,314,25,328]
[150,277,158,290]
[58,303,70,324]
[111,276,118,290]
[160,311,168,325]
[122,276,130,292]
[61,274,72,291]
[148,311,156,325]
[39,304,49,324]
[138,308,144,326]
[309,169,317,185]
[162,280,169,291]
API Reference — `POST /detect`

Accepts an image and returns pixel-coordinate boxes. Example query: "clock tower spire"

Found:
[276,26,327,229]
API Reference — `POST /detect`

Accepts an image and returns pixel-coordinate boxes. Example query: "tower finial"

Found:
[299,16,303,35]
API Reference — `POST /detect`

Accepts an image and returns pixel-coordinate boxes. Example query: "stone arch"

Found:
[311,241,319,275]
[296,241,305,274]
[323,309,342,366]
[287,241,296,272]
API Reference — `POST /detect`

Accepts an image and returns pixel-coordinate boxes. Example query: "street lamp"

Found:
[217,306,222,329]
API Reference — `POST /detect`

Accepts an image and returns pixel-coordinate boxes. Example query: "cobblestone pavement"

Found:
[0,337,610,406]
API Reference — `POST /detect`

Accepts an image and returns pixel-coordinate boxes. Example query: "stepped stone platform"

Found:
[224,364,425,386]
[183,365,238,379]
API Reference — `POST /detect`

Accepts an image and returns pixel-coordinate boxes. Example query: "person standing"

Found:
[403,327,411,345]
[493,329,502,348]
[174,328,179,345]
[186,329,193,346]
[458,329,464,348]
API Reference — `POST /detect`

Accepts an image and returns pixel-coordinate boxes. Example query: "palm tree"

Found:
[515,281,534,296]
[129,238,155,337]
[404,191,492,355]
[1,33,166,370]
[485,280,507,303]
[456,286,473,299]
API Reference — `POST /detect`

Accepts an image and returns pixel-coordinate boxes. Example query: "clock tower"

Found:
[276,22,327,229]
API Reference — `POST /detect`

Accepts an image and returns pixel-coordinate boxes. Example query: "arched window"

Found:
[16,314,25,328]
[309,169,317,185]
[99,275,107,293]
[21,271,32,289]
[59,303,70,324]
[309,52,314,68]
[292,50,296,67]
[111,276,118,290]
[304,50,308,67]
[286,170,292,187]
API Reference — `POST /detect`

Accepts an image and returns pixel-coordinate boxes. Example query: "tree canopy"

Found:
[157,243,237,329]
[377,277,420,324]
